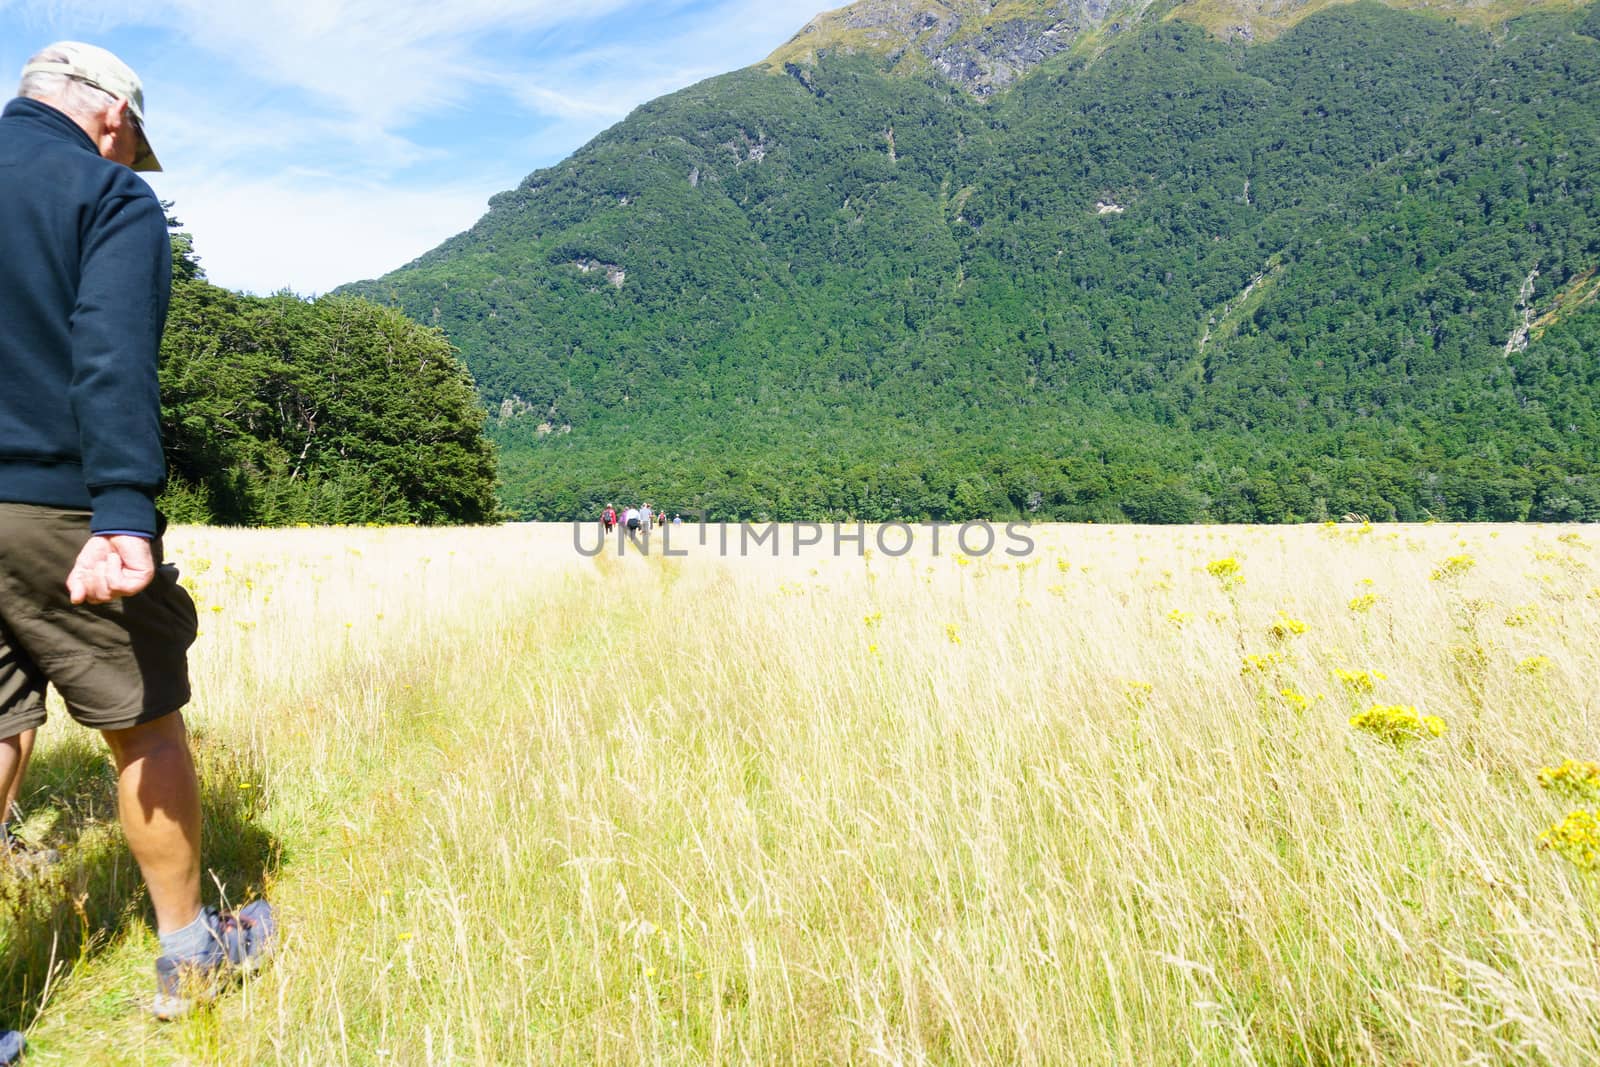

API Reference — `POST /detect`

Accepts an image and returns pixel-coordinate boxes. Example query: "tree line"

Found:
[158,214,498,526]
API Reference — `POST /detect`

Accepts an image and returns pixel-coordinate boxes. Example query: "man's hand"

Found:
[66,534,156,604]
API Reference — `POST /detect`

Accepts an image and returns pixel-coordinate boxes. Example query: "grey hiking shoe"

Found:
[151,901,277,1020]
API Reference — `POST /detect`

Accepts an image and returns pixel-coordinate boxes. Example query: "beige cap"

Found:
[22,41,160,172]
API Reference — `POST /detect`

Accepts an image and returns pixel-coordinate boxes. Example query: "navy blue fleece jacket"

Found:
[0,96,171,535]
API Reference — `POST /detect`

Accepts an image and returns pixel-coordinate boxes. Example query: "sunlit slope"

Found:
[766,0,1589,77]
[345,3,1600,522]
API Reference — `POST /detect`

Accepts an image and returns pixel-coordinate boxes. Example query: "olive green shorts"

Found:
[0,503,197,738]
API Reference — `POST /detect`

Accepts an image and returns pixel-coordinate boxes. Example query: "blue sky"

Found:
[0,0,832,294]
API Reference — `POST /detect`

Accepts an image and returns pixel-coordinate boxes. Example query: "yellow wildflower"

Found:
[1348,704,1446,745]
[1515,655,1553,676]
[1538,760,1600,804]
[1206,557,1244,591]
[1430,554,1476,582]
[1348,593,1379,613]
[1241,651,1286,676]
[1123,680,1154,708]
[1333,668,1386,694]
[1166,609,1193,627]
[1267,612,1308,642]
[1538,809,1600,874]
[945,623,961,645]
[1503,605,1539,628]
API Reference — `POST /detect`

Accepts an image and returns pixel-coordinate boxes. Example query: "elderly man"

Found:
[0,42,274,1024]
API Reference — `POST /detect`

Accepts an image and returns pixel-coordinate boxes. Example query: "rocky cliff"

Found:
[766,0,1586,90]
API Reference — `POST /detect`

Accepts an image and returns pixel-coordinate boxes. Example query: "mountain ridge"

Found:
[764,0,1587,91]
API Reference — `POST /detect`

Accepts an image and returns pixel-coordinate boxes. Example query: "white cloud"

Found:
[146,169,499,295]
[28,0,640,120]
[156,0,830,133]
[155,91,439,174]
[488,0,838,133]
[136,0,832,297]
[14,1,830,132]
[6,1,843,293]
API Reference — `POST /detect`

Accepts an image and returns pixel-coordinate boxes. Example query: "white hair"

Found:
[17,46,118,121]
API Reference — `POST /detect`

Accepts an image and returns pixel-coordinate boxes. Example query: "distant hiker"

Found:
[624,506,641,533]
[602,504,617,533]
[0,42,275,1028]
[672,514,683,526]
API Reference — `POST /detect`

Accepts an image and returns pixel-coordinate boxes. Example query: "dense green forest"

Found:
[158,218,498,525]
[346,2,1600,523]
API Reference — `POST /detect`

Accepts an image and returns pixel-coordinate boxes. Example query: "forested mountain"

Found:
[159,221,498,526]
[344,0,1600,523]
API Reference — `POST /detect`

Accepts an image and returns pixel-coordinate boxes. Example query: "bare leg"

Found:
[101,713,202,933]
[0,728,35,825]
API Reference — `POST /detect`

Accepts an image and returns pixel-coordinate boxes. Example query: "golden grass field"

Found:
[3,521,1598,1064]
